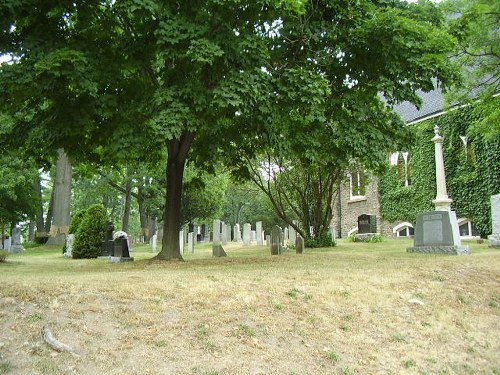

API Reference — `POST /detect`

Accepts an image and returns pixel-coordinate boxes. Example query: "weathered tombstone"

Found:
[101,221,115,256]
[111,231,134,262]
[179,230,184,255]
[188,232,194,253]
[226,223,232,243]
[234,224,241,242]
[221,222,228,245]
[212,219,227,257]
[150,234,158,253]
[266,234,271,247]
[256,221,263,246]
[243,223,251,246]
[407,126,469,255]
[271,225,283,255]
[488,194,500,248]
[1,237,11,251]
[296,234,304,254]
[284,227,289,242]
[289,225,297,246]
[64,234,75,258]
[10,226,23,253]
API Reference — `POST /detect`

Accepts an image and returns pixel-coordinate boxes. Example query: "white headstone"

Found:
[289,225,297,246]
[10,226,23,253]
[150,234,158,253]
[221,222,227,245]
[243,223,251,246]
[489,194,500,248]
[179,230,184,255]
[234,224,241,242]
[188,232,194,253]
[64,234,75,258]
[256,221,263,246]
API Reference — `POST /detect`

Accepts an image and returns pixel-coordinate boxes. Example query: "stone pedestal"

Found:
[407,211,470,255]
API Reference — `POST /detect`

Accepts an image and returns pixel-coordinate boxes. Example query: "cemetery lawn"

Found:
[1,239,499,375]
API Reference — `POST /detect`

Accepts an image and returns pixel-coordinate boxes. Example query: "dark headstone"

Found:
[271,225,283,255]
[101,221,115,256]
[110,235,134,262]
[296,235,304,254]
[358,214,377,234]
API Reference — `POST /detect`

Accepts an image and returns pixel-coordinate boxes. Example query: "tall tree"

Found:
[1,0,458,260]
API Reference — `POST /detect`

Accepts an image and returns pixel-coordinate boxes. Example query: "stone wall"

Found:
[332,175,401,238]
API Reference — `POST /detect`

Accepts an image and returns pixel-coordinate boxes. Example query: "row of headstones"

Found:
[0,226,23,253]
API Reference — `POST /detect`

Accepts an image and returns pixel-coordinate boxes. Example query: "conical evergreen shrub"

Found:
[72,204,108,259]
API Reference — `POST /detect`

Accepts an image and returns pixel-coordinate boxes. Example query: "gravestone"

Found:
[188,232,194,253]
[407,126,469,255]
[212,219,227,257]
[243,223,251,246]
[10,226,23,253]
[296,235,304,254]
[407,211,470,255]
[271,226,283,255]
[358,214,377,234]
[234,224,241,242]
[101,221,115,256]
[150,234,158,253]
[289,225,297,246]
[179,230,184,255]
[256,221,263,246]
[111,231,134,262]
[221,222,228,245]
[488,194,500,248]
[284,227,289,242]
[266,234,271,247]
[1,237,11,251]
[64,234,75,258]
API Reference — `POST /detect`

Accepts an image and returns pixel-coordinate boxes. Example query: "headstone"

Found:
[256,221,263,246]
[407,211,469,255]
[289,225,297,246]
[243,223,251,246]
[407,126,469,255]
[358,214,377,234]
[188,232,194,253]
[221,222,227,245]
[111,231,134,262]
[266,235,271,247]
[101,221,115,256]
[271,225,283,255]
[234,224,241,242]
[296,234,304,254]
[284,227,289,242]
[488,194,500,248]
[1,237,11,251]
[179,230,185,255]
[150,234,158,253]
[212,219,227,257]
[64,234,75,258]
[10,226,23,253]
[226,223,232,243]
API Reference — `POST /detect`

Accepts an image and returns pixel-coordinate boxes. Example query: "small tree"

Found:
[72,204,108,259]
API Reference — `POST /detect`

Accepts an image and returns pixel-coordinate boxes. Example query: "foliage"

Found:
[0,250,8,263]
[304,231,336,248]
[442,0,500,139]
[380,101,500,237]
[72,204,108,259]
[62,208,87,254]
[1,0,459,260]
[346,233,383,243]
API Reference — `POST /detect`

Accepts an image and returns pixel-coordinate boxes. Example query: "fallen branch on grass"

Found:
[42,326,78,355]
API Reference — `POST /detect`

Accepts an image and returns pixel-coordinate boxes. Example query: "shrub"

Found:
[0,250,9,263]
[63,208,88,253]
[305,231,336,248]
[72,204,109,259]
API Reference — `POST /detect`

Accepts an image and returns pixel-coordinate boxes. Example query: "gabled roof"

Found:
[391,86,445,124]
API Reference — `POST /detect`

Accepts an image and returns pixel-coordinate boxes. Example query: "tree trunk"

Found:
[156,132,194,260]
[44,187,54,233]
[47,149,72,246]
[121,175,133,233]
[33,173,46,239]
[137,187,155,243]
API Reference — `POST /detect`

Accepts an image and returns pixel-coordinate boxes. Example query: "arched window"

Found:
[392,222,414,237]
[349,169,367,199]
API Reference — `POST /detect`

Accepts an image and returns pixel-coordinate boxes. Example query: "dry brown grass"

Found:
[0,239,499,375]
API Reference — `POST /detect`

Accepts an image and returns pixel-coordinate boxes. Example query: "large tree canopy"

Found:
[1,0,457,259]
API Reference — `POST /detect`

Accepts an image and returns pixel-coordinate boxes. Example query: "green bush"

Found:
[72,204,108,259]
[347,233,383,243]
[0,250,9,263]
[305,231,336,248]
[63,208,88,253]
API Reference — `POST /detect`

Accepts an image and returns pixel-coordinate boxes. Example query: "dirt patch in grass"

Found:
[0,239,499,375]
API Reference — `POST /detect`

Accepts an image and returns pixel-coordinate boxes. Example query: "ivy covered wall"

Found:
[379,101,500,238]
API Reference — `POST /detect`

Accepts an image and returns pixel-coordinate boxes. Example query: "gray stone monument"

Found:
[221,222,228,245]
[256,221,263,246]
[10,226,23,254]
[488,194,500,248]
[188,232,194,253]
[64,234,75,258]
[271,225,283,255]
[212,219,227,257]
[289,224,297,246]
[407,126,470,255]
[243,223,251,246]
[150,234,158,253]
[234,224,241,242]
[179,230,184,255]
[296,234,304,254]
[1,237,11,251]
[110,231,134,262]
[356,214,377,241]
